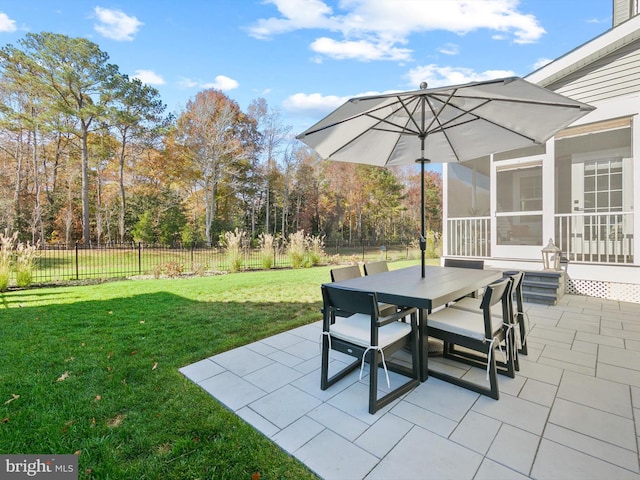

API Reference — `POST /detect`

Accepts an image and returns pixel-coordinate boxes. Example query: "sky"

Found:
[0,0,615,138]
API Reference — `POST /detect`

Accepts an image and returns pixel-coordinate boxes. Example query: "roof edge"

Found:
[526,14,640,87]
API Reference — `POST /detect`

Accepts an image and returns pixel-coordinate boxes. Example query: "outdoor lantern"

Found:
[541,239,561,270]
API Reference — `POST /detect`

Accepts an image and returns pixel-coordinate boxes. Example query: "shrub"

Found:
[15,240,39,288]
[258,233,275,269]
[164,261,183,278]
[152,263,163,279]
[287,231,306,269]
[408,239,421,260]
[221,228,245,272]
[407,231,441,260]
[424,230,441,259]
[191,262,207,276]
[0,230,16,291]
[307,234,325,266]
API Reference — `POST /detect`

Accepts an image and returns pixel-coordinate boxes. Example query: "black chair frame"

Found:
[428,277,515,400]
[321,284,420,414]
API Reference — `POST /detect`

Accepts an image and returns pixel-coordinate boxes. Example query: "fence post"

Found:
[273,244,277,268]
[138,242,142,275]
[75,241,79,280]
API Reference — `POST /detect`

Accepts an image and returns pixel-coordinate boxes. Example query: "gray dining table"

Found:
[331,264,503,381]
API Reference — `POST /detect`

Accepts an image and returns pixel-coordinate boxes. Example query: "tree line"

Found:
[0,32,442,248]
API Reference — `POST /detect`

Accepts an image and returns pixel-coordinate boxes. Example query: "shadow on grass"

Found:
[0,291,321,479]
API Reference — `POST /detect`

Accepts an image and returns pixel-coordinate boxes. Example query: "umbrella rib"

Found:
[425,97,541,144]
[364,95,423,135]
[429,92,590,110]
[328,98,421,157]
[424,90,462,162]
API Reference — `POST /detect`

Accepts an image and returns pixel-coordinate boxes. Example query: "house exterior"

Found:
[442,0,640,302]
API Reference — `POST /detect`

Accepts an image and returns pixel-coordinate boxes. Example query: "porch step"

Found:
[503,269,565,306]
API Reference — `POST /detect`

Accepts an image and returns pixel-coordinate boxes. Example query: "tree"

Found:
[106,75,166,242]
[1,32,121,244]
[173,89,256,245]
[247,98,291,235]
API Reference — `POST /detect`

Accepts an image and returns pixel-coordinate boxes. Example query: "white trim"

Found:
[543,139,555,248]
[633,115,640,265]
[527,15,640,87]
[442,160,450,256]
[570,95,640,127]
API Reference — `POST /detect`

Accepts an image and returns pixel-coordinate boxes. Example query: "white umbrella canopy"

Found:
[297,76,595,276]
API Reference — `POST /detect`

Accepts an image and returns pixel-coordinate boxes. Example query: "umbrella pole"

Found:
[420,159,426,278]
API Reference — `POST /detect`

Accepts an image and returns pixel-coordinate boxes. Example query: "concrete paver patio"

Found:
[180,294,640,479]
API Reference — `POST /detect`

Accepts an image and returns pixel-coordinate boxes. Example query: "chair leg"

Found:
[369,349,379,415]
[320,334,330,390]
[518,315,528,356]
[487,346,500,400]
[321,338,360,391]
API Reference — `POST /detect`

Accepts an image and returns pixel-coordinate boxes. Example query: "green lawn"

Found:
[0,259,425,479]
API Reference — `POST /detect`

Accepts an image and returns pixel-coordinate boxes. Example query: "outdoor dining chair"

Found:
[444,258,485,301]
[321,284,420,414]
[450,271,527,370]
[426,277,515,400]
[330,265,362,282]
[361,260,398,315]
[363,260,389,276]
[330,264,395,316]
[443,258,485,269]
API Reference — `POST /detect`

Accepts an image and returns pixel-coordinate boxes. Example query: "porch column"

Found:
[542,138,556,250]
[633,113,640,266]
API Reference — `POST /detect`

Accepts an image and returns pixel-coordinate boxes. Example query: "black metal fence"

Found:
[30,241,420,285]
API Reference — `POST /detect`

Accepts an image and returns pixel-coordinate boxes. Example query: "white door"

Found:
[571,153,632,261]
[493,160,544,258]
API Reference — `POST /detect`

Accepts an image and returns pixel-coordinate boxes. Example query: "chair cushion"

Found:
[378,302,397,316]
[427,307,503,341]
[331,313,412,348]
[451,297,503,318]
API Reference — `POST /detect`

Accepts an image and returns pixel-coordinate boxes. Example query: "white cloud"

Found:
[0,12,17,32]
[310,37,411,61]
[94,7,143,41]
[283,92,348,117]
[247,0,336,39]
[532,57,552,71]
[202,75,239,91]
[438,43,459,56]
[248,0,546,62]
[132,69,165,85]
[406,64,516,88]
[178,75,239,91]
[178,77,199,89]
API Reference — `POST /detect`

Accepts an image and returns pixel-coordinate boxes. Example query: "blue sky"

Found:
[0,0,613,136]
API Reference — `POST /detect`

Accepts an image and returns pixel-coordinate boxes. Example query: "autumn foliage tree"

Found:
[171,89,257,246]
[0,32,443,249]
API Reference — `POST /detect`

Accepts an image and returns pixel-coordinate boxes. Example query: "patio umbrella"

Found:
[296,76,594,277]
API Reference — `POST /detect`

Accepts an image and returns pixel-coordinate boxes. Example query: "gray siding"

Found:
[547,38,640,103]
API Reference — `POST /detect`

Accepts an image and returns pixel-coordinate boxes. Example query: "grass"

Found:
[0,259,426,479]
[28,245,425,285]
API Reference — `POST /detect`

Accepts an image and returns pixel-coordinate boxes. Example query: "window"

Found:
[583,159,623,213]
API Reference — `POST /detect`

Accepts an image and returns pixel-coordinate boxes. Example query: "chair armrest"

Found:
[378,307,418,326]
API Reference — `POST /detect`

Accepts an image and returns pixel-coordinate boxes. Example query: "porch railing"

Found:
[555,212,634,264]
[446,217,491,257]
